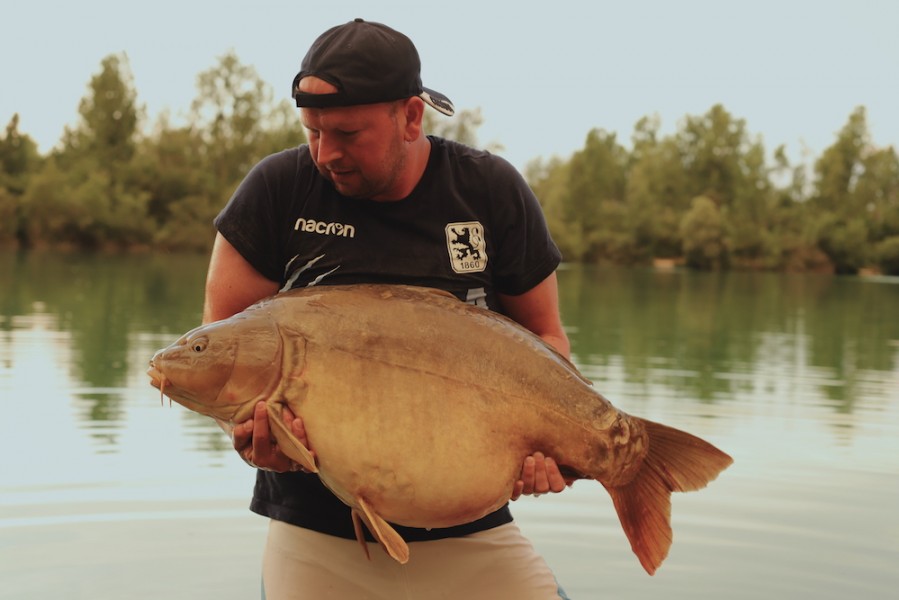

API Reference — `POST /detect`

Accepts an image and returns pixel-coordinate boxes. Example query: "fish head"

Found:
[147,310,282,423]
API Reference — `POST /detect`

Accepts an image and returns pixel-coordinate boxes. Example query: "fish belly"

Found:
[297,360,533,528]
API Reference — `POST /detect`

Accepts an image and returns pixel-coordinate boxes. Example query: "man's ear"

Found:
[402,97,426,142]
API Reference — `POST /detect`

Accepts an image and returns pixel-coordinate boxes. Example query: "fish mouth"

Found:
[146,359,223,417]
[147,360,171,406]
[147,360,164,388]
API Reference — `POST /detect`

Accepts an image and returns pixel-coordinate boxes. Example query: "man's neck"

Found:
[374,136,431,202]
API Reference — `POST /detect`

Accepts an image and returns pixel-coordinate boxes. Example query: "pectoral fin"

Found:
[356,497,409,564]
[266,403,318,473]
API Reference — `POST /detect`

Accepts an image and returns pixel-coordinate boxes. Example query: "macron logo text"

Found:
[294,218,356,238]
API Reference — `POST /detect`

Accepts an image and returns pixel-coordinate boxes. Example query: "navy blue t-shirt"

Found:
[214,136,561,541]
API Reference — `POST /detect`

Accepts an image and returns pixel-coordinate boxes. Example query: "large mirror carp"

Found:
[148,284,732,574]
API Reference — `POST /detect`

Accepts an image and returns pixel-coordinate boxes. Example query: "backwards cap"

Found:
[292,18,454,116]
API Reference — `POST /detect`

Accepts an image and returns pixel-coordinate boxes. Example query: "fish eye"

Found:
[190,337,208,353]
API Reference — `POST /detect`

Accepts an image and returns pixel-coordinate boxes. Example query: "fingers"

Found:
[532,452,550,492]
[510,480,525,502]
[510,457,534,501]
[511,452,569,500]
[231,413,254,452]
[544,456,568,493]
[228,402,293,472]
[521,455,536,489]
[252,401,277,460]
[283,405,310,449]
[229,402,314,473]
[284,404,316,469]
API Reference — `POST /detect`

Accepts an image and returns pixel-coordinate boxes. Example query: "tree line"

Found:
[527,105,899,274]
[1,52,897,274]
[0,52,305,253]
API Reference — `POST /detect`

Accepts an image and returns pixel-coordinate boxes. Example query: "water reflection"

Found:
[1,251,209,454]
[2,255,897,455]
[558,266,899,427]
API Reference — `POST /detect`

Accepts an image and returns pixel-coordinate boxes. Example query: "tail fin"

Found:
[605,418,733,575]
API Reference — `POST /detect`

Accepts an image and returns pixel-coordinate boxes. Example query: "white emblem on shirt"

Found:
[445,222,488,274]
[281,254,339,292]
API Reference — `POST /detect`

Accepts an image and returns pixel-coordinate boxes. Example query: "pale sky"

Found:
[3,0,897,171]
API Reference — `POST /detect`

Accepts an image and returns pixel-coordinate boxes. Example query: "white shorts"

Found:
[261,519,568,599]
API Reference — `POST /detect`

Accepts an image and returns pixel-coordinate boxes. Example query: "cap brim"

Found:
[421,87,454,116]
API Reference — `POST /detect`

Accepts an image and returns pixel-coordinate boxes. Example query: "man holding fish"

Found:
[203,18,573,600]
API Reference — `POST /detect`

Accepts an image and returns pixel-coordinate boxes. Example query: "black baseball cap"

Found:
[292,19,455,116]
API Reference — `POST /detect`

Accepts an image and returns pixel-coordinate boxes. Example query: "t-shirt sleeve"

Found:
[213,150,296,283]
[488,156,562,296]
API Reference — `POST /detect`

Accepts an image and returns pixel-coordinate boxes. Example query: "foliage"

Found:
[6,51,306,252]
[2,51,897,274]
[0,187,16,245]
[538,128,631,262]
[0,114,41,245]
[65,54,140,172]
[527,103,896,273]
[680,196,728,270]
[803,107,899,273]
[874,236,899,275]
[626,117,689,258]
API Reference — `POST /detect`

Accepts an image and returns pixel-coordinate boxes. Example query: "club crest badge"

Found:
[445,221,488,273]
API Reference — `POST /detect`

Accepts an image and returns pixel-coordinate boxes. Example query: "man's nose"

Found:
[316,133,343,165]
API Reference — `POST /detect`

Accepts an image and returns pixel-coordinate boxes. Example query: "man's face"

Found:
[299,77,408,201]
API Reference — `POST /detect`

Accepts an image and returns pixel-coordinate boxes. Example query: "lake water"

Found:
[1,252,897,599]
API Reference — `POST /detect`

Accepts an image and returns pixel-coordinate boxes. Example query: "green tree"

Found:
[813,107,868,213]
[809,107,872,273]
[853,145,899,241]
[726,139,776,266]
[812,212,869,274]
[128,51,307,252]
[127,113,215,250]
[526,156,578,259]
[680,195,728,270]
[190,51,305,195]
[0,187,15,246]
[772,144,809,206]
[0,114,40,193]
[557,128,629,261]
[766,145,833,271]
[625,116,690,258]
[19,161,85,246]
[677,105,777,266]
[21,54,150,249]
[678,104,748,205]
[60,53,141,175]
[0,114,41,245]
[875,236,899,275]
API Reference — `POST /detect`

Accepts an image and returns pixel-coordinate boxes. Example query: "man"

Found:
[203,18,572,599]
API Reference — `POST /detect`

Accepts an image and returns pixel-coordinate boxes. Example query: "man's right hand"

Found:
[231,401,315,473]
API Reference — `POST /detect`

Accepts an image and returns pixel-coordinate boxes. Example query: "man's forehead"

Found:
[299,103,386,129]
